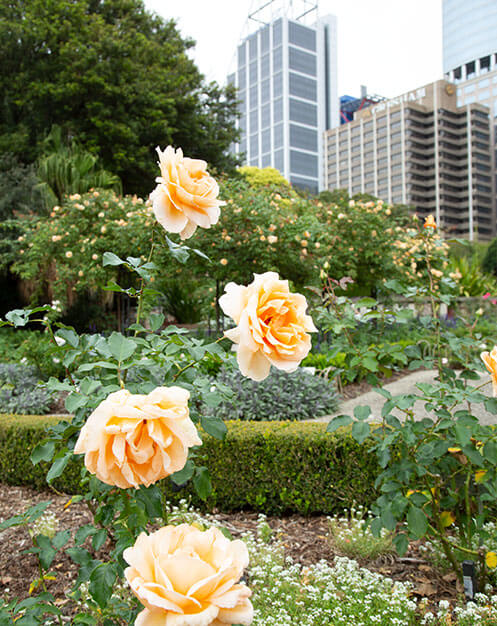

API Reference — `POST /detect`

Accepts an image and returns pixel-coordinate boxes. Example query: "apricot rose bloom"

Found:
[124,524,253,626]
[74,387,201,488]
[219,272,316,381]
[424,214,437,229]
[481,346,497,396]
[150,146,224,240]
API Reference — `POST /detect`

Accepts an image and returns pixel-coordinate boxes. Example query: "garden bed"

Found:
[0,483,465,613]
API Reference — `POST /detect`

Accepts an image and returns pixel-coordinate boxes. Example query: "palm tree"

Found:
[36,126,122,208]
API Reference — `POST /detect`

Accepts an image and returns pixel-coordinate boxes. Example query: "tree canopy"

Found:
[0,0,239,195]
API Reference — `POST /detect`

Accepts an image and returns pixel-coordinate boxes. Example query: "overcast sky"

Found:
[144,0,443,99]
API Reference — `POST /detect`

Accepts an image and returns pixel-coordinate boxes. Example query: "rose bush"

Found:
[0,146,316,624]
[325,216,497,588]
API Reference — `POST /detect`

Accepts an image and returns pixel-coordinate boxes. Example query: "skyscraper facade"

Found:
[443,0,497,79]
[228,3,338,193]
[443,0,497,236]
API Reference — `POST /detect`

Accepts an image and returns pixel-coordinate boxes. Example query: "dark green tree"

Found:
[0,0,239,195]
[482,238,497,277]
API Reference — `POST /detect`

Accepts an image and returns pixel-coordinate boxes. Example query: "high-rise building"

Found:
[443,0,497,80]
[228,1,338,193]
[324,80,495,241]
[443,0,497,235]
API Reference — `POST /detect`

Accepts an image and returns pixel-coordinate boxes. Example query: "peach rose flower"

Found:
[74,387,201,489]
[219,272,316,381]
[124,524,253,626]
[481,346,497,396]
[424,214,437,229]
[150,146,224,240]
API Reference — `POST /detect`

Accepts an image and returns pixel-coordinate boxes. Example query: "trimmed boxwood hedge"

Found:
[0,415,381,515]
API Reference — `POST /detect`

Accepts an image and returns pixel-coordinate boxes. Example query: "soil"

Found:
[0,483,465,614]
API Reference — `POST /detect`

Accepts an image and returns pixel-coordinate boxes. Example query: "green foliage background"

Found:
[0,0,239,195]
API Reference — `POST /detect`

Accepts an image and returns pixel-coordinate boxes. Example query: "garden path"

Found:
[312,369,496,425]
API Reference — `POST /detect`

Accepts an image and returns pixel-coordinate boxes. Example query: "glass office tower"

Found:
[228,6,338,193]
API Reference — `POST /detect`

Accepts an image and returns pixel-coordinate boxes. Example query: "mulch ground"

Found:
[0,483,464,613]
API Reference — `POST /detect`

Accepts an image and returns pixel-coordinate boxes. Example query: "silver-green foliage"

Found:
[0,363,52,415]
[208,366,339,421]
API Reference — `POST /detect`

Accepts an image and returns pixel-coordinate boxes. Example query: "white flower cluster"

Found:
[422,595,497,624]
[243,516,416,625]
[30,511,59,540]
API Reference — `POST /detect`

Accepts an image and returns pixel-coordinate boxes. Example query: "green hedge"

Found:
[0,415,381,515]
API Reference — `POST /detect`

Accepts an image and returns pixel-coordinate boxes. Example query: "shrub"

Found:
[0,415,381,515]
[482,237,497,277]
[0,364,53,414]
[208,367,339,421]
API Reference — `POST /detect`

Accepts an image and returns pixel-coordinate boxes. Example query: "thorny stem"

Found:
[423,235,444,382]
[135,237,156,332]
[464,471,473,550]
[33,317,77,388]
[35,544,63,626]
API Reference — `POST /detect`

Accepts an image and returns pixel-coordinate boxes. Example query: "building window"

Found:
[238,43,246,67]
[272,18,282,47]
[262,129,271,154]
[273,98,283,124]
[288,46,317,76]
[238,67,247,89]
[261,25,270,53]
[273,46,283,72]
[289,72,317,101]
[464,84,475,94]
[261,54,270,79]
[261,153,271,168]
[274,149,284,172]
[249,86,258,109]
[261,79,270,103]
[273,72,283,98]
[274,123,284,149]
[290,176,318,193]
[261,104,271,129]
[288,21,316,52]
[249,60,258,85]
[289,124,317,152]
[250,134,259,156]
[248,33,257,60]
[480,56,490,72]
[454,66,461,80]
[289,98,317,126]
[250,110,258,133]
[466,60,475,77]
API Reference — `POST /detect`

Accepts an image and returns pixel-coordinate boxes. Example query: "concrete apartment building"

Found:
[228,1,338,193]
[324,80,495,241]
